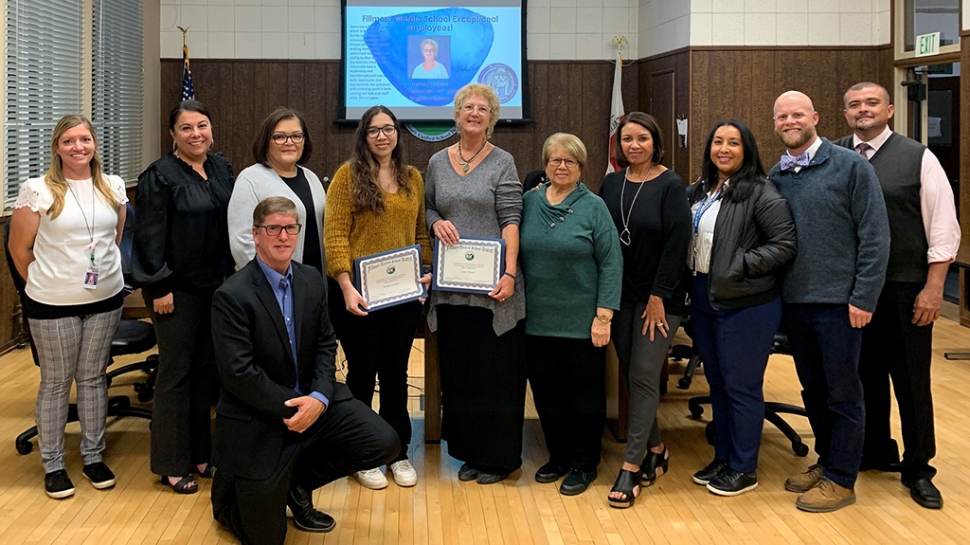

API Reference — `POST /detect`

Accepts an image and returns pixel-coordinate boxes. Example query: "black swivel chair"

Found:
[6,202,157,455]
[672,323,809,457]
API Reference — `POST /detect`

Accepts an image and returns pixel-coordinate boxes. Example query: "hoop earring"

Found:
[208,139,215,151]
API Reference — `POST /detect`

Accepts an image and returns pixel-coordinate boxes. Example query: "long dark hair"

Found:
[690,119,766,204]
[349,105,411,213]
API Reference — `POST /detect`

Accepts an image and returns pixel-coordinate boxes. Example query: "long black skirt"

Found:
[435,304,526,472]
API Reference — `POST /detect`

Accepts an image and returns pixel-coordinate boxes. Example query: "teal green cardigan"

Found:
[520,182,623,338]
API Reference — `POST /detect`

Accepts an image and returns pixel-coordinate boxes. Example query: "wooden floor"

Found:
[2,317,970,545]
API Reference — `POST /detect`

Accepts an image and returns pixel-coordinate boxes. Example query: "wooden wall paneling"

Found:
[303,63,330,181]
[635,50,689,181]
[286,63,306,114]
[581,62,610,191]
[649,70,676,177]
[229,63,256,172]
[689,47,894,183]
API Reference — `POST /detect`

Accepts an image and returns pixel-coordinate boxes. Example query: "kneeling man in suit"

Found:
[210,196,400,544]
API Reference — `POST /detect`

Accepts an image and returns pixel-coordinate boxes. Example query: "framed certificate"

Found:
[432,237,506,294]
[353,245,426,311]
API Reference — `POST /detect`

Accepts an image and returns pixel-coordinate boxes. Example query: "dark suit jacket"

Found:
[211,258,352,480]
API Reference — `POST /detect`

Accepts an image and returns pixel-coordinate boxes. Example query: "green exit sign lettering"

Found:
[916,32,940,57]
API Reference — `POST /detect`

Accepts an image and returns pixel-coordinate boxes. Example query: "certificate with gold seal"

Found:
[432,237,506,294]
[353,245,426,310]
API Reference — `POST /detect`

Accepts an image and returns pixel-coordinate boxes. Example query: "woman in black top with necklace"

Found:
[133,100,235,494]
[599,112,691,508]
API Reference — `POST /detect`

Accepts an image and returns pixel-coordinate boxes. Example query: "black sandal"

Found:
[161,475,199,494]
[608,469,640,509]
[641,446,669,486]
[196,464,216,479]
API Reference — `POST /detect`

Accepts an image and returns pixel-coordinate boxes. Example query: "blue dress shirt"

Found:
[256,256,329,408]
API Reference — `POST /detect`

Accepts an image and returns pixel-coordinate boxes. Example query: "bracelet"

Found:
[503,272,516,280]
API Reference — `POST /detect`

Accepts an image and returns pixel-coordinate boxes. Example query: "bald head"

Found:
[773,90,820,154]
[773,91,815,117]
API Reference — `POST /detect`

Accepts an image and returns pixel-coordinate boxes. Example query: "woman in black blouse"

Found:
[599,112,692,508]
[133,100,235,494]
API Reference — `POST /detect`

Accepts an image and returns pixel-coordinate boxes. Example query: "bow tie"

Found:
[780,152,810,171]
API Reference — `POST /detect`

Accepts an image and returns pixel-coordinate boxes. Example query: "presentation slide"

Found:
[342,0,526,122]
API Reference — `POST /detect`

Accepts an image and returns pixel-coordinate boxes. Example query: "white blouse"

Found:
[688,193,722,275]
[14,175,128,305]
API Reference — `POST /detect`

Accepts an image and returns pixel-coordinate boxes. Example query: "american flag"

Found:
[181,41,195,101]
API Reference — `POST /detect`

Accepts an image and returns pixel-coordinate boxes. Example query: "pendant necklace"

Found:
[618,165,654,246]
[456,139,488,173]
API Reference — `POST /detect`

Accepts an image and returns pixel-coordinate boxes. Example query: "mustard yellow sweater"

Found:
[324,162,433,280]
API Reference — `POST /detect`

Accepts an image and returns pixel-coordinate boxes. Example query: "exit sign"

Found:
[916,32,940,57]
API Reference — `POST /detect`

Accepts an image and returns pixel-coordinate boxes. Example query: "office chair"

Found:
[672,324,809,457]
[6,203,157,455]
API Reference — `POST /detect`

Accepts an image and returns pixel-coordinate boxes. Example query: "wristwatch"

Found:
[595,314,612,324]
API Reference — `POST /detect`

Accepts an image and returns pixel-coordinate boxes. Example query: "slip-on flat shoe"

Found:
[476,470,511,485]
[902,476,943,509]
[535,461,569,483]
[559,469,596,496]
[458,463,480,482]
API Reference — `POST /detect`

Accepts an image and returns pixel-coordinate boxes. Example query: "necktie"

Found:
[779,151,810,171]
[856,142,872,160]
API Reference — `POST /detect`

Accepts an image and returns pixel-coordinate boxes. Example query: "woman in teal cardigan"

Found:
[520,133,622,496]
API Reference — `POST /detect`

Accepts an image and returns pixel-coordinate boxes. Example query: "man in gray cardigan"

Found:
[769,91,890,513]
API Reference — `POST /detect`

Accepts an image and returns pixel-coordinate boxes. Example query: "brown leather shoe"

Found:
[784,464,824,493]
[795,478,856,513]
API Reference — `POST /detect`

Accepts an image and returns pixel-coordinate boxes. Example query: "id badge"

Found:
[84,267,99,289]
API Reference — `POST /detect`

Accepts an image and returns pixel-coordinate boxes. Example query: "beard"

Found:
[776,125,816,151]
[852,116,875,130]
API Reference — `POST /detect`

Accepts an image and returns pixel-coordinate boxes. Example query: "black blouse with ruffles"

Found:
[132,153,235,299]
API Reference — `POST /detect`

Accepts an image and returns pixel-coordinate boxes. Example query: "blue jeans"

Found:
[783,303,865,489]
[689,274,780,473]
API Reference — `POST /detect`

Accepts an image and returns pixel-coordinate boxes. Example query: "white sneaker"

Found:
[389,460,418,487]
[354,467,388,490]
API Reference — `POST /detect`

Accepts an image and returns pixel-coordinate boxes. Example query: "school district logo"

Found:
[465,252,475,261]
[386,266,396,274]
[478,63,518,103]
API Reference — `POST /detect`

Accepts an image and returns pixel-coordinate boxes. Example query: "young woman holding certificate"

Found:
[324,105,431,490]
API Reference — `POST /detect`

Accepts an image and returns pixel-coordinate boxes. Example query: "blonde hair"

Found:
[453,84,500,138]
[44,115,118,219]
[542,133,587,171]
[420,38,438,56]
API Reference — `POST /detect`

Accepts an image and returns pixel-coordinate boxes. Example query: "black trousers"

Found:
[525,335,606,472]
[328,278,420,462]
[211,397,399,545]
[859,281,936,480]
[145,289,214,476]
[784,303,865,489]
[436,304,526,472]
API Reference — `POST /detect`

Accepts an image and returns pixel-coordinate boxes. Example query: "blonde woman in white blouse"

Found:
[9,115,128,500]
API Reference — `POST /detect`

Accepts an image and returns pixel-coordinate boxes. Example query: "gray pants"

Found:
[611,296,681,465]
[30,308,122,473]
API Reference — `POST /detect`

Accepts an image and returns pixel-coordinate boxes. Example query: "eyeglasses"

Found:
[366,125,397,138]
[272,133,305,145]
[462,104,491,115]
[256,223,302,236]
[548,157,579,168]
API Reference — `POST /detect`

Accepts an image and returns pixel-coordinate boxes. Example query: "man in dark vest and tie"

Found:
[836,82,960,510]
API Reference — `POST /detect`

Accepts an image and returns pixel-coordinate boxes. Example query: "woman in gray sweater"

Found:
[425,83,526,485]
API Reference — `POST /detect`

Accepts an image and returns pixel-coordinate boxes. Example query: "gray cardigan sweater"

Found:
[768,138,889,312]
[424,146,525,335]
[227,163,327,270]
